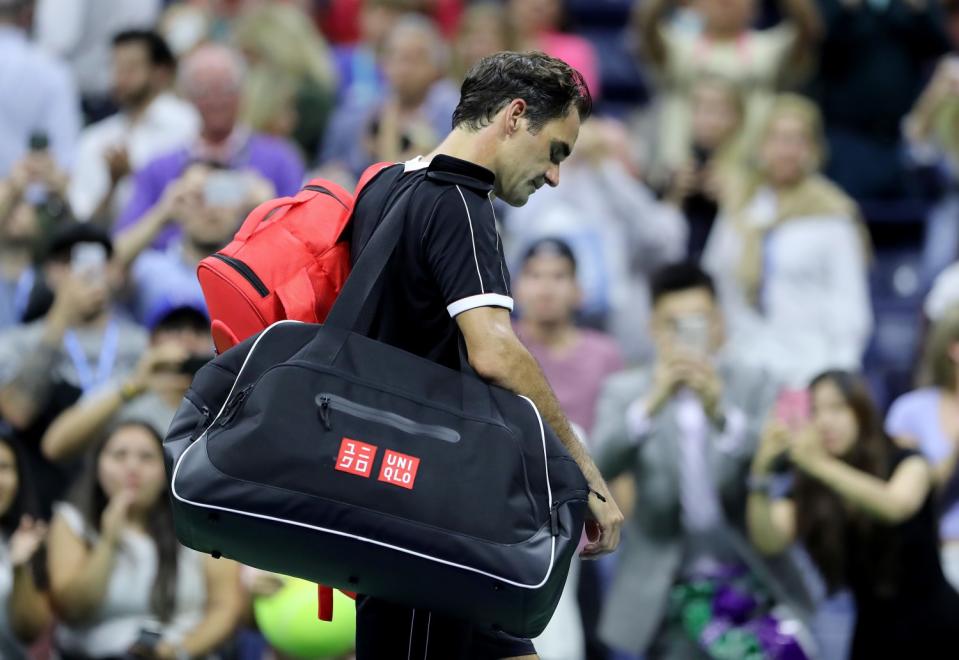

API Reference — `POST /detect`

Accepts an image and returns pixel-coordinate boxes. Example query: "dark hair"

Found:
[153,306,211,335]
[521,237,577,274]
[0,429,38,537]
[649,262,717,305]
[68,421,179,621]
[112,29,177,71]
[452,51,591,133]
[795,370,900,595]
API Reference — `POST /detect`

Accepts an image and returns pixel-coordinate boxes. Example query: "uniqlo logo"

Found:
[335,438,377,478]
[377,450,420,490]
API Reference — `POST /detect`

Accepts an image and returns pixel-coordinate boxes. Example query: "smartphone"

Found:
[71,242,108,283]
[204,170,248,207]
[673,314,711,354]
[774,388,811,430]
[177,355,210,376]
[133,625,162,653]
[28,131,49,152]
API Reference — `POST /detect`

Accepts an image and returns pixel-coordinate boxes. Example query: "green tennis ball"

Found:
[254,577,356,659]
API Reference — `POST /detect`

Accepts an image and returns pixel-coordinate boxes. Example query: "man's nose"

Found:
[545,165,560,187]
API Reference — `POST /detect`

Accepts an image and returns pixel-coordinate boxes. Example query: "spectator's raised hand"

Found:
[127,342,191,397]
[104,145,131,185]
[788,424,830,474]
[100,488,135,545]
[752,420,791,475]
[9,515,48,567]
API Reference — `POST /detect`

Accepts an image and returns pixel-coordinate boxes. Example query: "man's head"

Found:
[515,237,580,326]
[41,223,115,323]
[650,262,724,358]
[112,30,177,110]
[179,165,245,255]
[179,45,245,142]
[0,0,30,27]
[148,303,213,356]
[452,52,591,206]
[382,15,449,107]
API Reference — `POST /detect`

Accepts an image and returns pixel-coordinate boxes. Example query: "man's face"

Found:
[112,42,155,109]
[187,71,241,139]
[383,31,440,104]
[515,252,580,325]
[494,109,580,207]
[650,287,723,358]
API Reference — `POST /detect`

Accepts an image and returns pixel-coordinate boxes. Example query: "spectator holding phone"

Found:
[0,224,147,517]
[748,370,959,659]
[0,429,53,659]
[114,44,303,251]
[48,419,242,659]
[592,262,813,658]
[702,94,872,388]
[42,300,211,464]
[885,307,959,590]
[113,162,261,326]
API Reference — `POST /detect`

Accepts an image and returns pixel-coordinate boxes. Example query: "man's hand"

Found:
[580,471,624,559]
[673,354,723,421]
[105,145,131,184]
[9,515,48,567]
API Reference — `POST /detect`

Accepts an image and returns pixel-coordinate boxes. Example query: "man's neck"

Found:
[519,318,578,350]
[427,128,498,173]
[125,91,159,124]
[182,240,215,267]
[703,25,747,41]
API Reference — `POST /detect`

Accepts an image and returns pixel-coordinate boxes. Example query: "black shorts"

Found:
[355,594,537,659]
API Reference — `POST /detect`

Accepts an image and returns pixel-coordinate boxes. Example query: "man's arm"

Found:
[631,0,672,70]
[456,306,623,557]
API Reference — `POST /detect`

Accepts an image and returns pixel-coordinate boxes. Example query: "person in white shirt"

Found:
[0,0,81,178]
[68,29,199,225]
[33,0,161,116]
[703,93,873,388]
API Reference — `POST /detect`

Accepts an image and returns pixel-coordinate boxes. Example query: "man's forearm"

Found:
[481,345,601,484]
[0,337,62,429]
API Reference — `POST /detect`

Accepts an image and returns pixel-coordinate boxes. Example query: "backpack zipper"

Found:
[211,253,269,297]
[303,184,348,208]
[315,393,461,443]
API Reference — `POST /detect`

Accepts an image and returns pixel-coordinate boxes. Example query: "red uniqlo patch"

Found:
[335,438,377,478]
[377,450,420,490]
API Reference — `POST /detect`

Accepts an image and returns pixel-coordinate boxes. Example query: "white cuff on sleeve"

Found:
[447,293,514,317]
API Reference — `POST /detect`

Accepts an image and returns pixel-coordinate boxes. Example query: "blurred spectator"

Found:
[47,420,242,659]
[114,162,258,325]
[451,1,515,82]
[885,307,959,590]
[593,263,814,658]
[114,44,303,250]
[507,0,600,98]
[505,118,687,363]
[0,431,51,659]
[748,370,959,658]
[810,0,949,199]
[239,66,300,142]
[903,55,959,284]
[512,238,624,660]
[0,150,74,330]
[321,15,459,178]
[0,0,81,178]
[633,0,821,184]
[42,301,211,464]
[513,238,625,440]
[233,3,337,160]
[68,30,199,226]
[318,0,462,45]
[664,75,746,260]
[702,94,872,387]
[329,0,406,109]
[33,0,162,122]
[0,224,147,517]
[926,263,959,321]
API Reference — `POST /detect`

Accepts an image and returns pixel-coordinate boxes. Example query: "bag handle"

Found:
[234,196,295,242]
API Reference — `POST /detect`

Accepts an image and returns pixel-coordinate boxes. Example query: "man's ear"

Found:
[504,99,528,135]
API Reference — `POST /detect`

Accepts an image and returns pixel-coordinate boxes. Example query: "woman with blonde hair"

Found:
[450,2,515,82]
[702,93,873,388]
[885,306,959,589]
[233,3,337,160]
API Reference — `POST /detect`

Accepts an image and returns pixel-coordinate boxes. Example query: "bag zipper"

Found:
[218,386,252,426]
[315,393,461,444]
[210,253,269,297]
[303,184,348,208]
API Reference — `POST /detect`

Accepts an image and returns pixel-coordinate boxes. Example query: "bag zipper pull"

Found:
[550,502,559,537]
[318,396,332,430]
[220,387,250,426]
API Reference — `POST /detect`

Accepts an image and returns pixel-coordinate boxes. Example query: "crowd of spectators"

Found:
[2,0,959,658]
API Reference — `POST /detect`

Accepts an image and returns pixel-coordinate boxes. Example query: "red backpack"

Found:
[198,163,389,355]
[196,163,390,620]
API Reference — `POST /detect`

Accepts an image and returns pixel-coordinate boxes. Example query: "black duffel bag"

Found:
[162,184,589,638]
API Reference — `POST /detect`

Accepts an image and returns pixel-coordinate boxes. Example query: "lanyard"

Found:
[63,318,119,395]
[12,268,33,321]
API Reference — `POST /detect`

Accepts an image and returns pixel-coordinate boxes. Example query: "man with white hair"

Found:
[113,43,304,250]
[320,14,459,177]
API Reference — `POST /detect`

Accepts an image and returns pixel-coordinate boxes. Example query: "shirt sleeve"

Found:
[422,186,513,317]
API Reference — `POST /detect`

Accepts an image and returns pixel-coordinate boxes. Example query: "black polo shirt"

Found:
[349,155,513,369]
